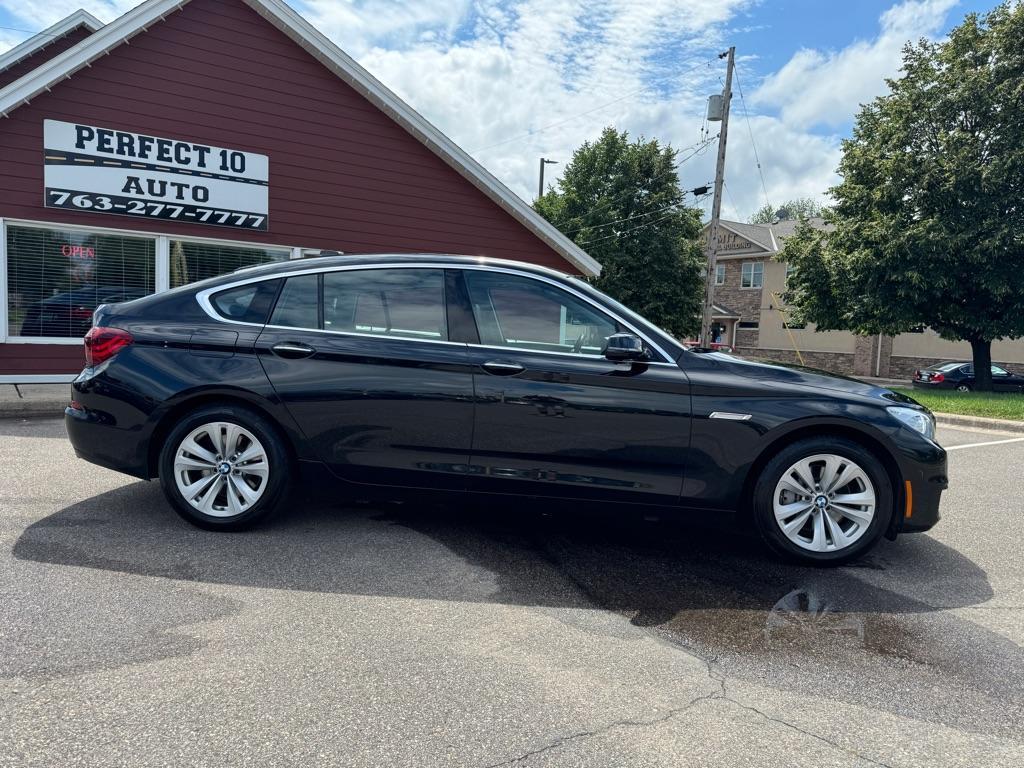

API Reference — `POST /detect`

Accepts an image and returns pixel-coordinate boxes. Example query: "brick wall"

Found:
[714,257,766,346]
[736,347,856,375]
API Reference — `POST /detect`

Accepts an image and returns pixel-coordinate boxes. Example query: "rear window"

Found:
[931,362,966,372]
[210,279,281,324]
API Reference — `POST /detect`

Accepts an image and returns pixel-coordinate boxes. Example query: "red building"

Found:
[0,0,599,382]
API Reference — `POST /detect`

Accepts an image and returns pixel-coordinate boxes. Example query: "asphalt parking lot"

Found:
[1,419,1023,767]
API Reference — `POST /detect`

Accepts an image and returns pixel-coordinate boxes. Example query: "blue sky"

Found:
[0,0,1000,219]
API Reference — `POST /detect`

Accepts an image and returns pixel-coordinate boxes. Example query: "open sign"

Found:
[61,244,96,258]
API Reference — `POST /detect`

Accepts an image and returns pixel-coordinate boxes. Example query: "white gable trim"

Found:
[0,0,601,277]
[704,220,774,256]
[0,9,102,74]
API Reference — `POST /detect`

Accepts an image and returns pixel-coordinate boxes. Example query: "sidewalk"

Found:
[0,384,70,419]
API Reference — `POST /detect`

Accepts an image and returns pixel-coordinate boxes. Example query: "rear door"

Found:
[992,365,1024,393]
[454,268,691,506]
[255,266,474,490]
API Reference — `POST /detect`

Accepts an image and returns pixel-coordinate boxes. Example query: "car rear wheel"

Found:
[158,404,291,531]
[752,437,892,565]
[956,384,971,392]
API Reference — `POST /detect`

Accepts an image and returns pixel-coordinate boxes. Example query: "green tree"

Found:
[782,3,1024,390]
[534,127,705,338]
[750,197,824,224]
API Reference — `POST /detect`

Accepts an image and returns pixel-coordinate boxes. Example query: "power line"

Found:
[577,211,679,246]
[571,135,718,223]
[564,202,682,235]
[575,187,714,247]
[562,181,711,235]
[470,56,723,154]
[0,24,62,38]
[734,64,772,213]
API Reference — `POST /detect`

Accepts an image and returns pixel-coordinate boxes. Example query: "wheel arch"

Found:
[146,387,301,479]
[739,419,905,536]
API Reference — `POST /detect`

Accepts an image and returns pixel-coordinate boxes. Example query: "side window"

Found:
[211,279,281,324]
[741,262,763,288]
[323,269,447,341]
[270,274,318,329]
[464,271,620,356]
[992,365,1009,376]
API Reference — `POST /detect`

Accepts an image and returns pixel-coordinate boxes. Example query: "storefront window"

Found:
[6,225,155,338]
[169,240,289,287]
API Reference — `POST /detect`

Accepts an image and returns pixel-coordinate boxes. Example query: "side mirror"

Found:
[602,332,648,362]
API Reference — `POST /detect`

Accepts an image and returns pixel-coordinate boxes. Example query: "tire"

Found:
[752,437,893,566]
[956,384,971,392]
[158,403,291,531]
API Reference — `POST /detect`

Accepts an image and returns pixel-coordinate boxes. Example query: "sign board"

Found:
[43,120,269,231]
[716,230,763,253]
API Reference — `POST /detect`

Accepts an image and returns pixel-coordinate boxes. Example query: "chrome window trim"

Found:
[194,262,677,363]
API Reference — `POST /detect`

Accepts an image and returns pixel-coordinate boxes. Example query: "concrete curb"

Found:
[934,412,1024,435]
[0,401,68,420]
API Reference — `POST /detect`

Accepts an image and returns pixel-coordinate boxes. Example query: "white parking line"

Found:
[945,437,1024,451]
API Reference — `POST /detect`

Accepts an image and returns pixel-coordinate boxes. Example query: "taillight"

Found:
[932,372,944,383]
[84,327,133,366]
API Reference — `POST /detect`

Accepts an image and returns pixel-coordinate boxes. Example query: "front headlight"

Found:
[887,406,935,440]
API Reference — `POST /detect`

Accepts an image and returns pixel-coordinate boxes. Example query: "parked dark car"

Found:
[19,285,148,337]
[65,255,947,565]
[913,361,1024,392]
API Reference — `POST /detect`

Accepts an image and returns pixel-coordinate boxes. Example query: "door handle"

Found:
[271,341,316,359]
[482,360,525,376]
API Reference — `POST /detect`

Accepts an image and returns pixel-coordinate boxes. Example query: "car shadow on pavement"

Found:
[13,480,1024,739]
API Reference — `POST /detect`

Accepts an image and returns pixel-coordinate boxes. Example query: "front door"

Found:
[255,267,474,489]
[456,269,691,506]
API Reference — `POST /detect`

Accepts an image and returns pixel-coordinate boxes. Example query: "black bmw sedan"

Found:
[913,361,1024,392]
[65,255,947,565]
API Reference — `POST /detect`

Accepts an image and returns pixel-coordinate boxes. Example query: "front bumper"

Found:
[894,438,947,534]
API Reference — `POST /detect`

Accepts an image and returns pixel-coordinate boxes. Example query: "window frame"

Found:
[740,261,764,289]
[195,263,677,364]
[715,263,725,285]
[1,217,308,344]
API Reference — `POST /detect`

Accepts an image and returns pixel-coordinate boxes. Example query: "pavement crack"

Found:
[718,678,897,768]
[479,691,720,768]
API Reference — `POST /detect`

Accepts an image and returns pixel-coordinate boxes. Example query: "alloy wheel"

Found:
[173,421,270,517]
[772,453,876,553]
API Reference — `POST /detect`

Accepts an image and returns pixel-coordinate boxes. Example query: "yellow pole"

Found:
[771,291,805,366]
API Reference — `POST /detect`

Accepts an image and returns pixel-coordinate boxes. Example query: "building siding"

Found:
[0,0,572,269]
[0,25,94,91]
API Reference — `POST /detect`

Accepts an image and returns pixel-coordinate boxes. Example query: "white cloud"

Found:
[753,0,958,129]
[0,0,955,220]
[0,1,136,29]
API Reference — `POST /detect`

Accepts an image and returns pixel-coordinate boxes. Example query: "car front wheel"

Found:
[158,404,291,531]
[753,437,892,565]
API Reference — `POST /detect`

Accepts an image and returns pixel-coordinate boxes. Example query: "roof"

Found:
[708,217,832,255]
[711,303,741,318]
[0,1,600,278]
[0,9,102,75]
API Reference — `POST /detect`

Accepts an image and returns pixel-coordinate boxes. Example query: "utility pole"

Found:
[700,46,735,347]
[538,157,558,199]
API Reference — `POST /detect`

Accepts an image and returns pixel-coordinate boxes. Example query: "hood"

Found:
[688,350,917,403]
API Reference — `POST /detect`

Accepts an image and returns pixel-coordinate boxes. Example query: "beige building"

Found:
[703,219,1024,378]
